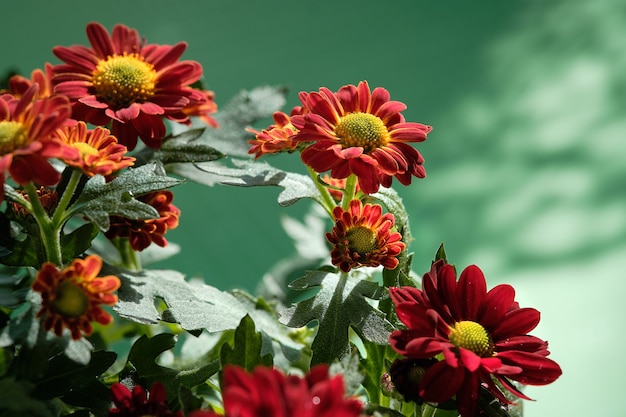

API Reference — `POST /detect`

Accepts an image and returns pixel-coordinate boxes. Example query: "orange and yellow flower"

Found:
[291,81,431,194]
[32,255,120,340]
[0,86,77,203]
[326,199,405,272]
[181,87,219,128]
[54,121,135,177]
[104,190,180,251]
[247,110,301,159]
[52,22,207,150]
[3,63,55,99]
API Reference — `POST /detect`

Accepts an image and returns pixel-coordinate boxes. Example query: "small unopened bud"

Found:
[389,357,437,404]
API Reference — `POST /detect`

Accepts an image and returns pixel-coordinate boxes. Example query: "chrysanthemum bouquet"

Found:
[0,22,561,417]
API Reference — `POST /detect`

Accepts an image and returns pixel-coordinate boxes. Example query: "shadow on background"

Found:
[4,1,624,416]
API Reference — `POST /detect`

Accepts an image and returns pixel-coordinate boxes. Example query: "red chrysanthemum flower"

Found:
[0,86,77,203]
[3,63,55,99]
[108,381,182,417]
[104,190,180,251]
[52,22,207,150]
[54,121,135,177]
[247,110,301,159]
[326,199,405,272]
[196,365,364,417]
[291,81,432,194]
[32,255,120,340]
[389,260,562,417]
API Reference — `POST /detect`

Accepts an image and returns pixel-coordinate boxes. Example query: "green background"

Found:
[4,1,624,416]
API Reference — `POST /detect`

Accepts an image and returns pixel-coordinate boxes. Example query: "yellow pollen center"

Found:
[335,112,389,153]
[72,142,99,157]
[50,280,89,318]
[448,320,494,357]
[346,226,378,257]
[0,121,29,155]
[92,54,157,108]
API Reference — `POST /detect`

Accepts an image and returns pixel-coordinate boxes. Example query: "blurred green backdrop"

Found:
[4,1,624,416]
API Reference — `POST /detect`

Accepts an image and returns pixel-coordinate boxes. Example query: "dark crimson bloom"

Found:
[195,365,364,417]
[52,22,209,149]
[105,190,180,251]
[326,199,405,272]
[389,260,562,417]
[291,81,431,194]
[32,255,120,340]
[108,381,181,417]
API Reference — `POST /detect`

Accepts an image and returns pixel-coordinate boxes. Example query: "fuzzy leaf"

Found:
[127,334,220,398]
[112,268,248,333]
[136,127,226,165]
[174,158,321,207]
[206,85,287,157]
[231,291,305,363]
[33,350,116,400]
[279,271,393,365]
[71,162,183,231]
[220,314,273,372]
[60,223,100,264]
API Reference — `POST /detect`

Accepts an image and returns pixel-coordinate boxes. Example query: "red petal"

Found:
[86,22,114,58]
[420,361,465,403]
[458,265,487,320]
[492,308,541,340]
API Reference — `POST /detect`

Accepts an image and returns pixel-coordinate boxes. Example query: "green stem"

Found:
[305,165,336,217]
[23,182,62,266]
[420,403,437,417]
[51,168,83,227]
[341,174,358,211]
[113,237,142,271]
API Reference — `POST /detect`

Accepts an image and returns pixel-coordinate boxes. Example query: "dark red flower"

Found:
[212,365,364,417]
[52,22,207,149]
[105,190,180,251]
[108,381,181,417]
[389,260,562,417]
[291,81,431,194]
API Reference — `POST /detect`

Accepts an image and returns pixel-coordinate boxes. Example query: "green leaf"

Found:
[220,314,273,372]
[111,267,248,332]
[0,377,54,417]
[136,127,226,165]
[71,162,183,231]
[434,242,448,263]
[33,350,116,400]
[279,271,394,365]
[231,291,306,363]
[127,333,220,398]
[60,223,100,264]
[173,158,322,207]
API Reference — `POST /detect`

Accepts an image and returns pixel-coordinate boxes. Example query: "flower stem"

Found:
[24,182,62,266]
[51,168,83,227]
[341,174,358,211]
[113,237,142,271]
[306,165,336,217]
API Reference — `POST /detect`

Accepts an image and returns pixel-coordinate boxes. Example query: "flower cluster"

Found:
[0,20,562,417]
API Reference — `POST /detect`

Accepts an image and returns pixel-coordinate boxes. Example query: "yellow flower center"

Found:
[346,226,377,257]
[50,280,89,318]
[448,320,494,357]
[0,121,29,155]
[92,54,157,108]
[72,142,100,157]
[335,112,390,153]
